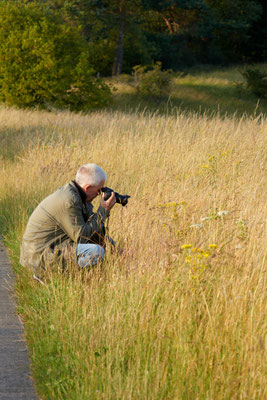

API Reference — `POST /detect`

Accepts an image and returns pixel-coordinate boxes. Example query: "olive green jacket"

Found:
[20,181,110,272]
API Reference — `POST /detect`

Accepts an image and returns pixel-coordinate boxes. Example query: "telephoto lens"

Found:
[101,187,130,207]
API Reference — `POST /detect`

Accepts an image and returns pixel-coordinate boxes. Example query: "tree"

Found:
[141,0,216,68]
[204,0,263,61]
[240,0,267,62]
[19,0,265,78]
[0,0,112,109]
[85,0,145,75]
[142,0,209,34]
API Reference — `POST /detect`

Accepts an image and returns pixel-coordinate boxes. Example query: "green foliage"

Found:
[205,0,263,61]
[27,0,266,75]
[241,68,267,98]
[0,1,112,110]
[133,62,172,97]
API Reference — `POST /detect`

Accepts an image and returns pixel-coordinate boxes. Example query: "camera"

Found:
[101,187,130,207]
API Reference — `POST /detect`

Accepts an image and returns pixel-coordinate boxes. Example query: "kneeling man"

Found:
[20,163,116,273]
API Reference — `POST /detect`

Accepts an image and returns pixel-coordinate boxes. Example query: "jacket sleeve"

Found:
[57,199,110,243]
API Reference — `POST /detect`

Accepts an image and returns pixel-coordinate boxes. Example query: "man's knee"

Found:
[77,244,105,268]
[89,245,105,266]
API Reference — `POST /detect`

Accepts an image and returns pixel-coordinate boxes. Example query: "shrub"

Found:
[241,68,267,99]
[0,1,112,110]
[133,62,172,97]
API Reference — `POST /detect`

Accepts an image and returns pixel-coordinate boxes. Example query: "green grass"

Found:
[108,64,267,117]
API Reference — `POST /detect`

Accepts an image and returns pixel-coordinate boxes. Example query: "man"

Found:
[20,163,116,273]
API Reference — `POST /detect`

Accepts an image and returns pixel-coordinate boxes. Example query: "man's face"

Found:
[84,179,105,202]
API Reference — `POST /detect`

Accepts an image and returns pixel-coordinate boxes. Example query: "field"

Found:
[0,66,267,399]
[109,64,267,117]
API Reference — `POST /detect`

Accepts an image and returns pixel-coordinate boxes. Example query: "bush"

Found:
[241,68,267,99]
[0,1,112,110]
[133,62,172,97]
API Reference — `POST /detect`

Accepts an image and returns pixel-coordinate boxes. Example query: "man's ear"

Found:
[82,184,91,193]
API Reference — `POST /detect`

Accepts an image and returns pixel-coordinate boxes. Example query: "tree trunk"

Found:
[112,1,125,76]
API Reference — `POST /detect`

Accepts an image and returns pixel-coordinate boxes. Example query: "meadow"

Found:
[109,64,267,117]
[0,66,267,399]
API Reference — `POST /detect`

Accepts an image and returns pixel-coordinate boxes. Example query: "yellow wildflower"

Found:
[181,244,193,249]
[208,244,217,249]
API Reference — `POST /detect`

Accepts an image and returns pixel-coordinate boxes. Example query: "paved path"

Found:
[0,237,38,400]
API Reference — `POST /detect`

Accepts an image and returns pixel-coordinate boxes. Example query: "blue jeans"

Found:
[76,244,105,268]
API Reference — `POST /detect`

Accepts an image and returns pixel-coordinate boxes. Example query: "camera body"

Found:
[101,187,130,207]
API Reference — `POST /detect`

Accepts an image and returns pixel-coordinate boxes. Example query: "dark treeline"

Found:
[0,0,266,110]
[33,0,266,75]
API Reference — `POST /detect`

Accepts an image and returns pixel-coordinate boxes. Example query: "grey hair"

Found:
[75,163,107,187]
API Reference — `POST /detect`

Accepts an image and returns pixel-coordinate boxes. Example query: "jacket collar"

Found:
[72,180,87,204]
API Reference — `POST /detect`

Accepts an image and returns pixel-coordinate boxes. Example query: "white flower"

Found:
[217,210,230,217]
[201,217,210,222]
[190,223,203,229]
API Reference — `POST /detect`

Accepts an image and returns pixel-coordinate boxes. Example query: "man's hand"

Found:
[100,191,116,211]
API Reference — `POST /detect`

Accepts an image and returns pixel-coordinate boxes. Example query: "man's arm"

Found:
[58,192,116,243]
[56,203,108,242]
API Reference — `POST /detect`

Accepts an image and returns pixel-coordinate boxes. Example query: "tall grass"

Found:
[0,104,267,399]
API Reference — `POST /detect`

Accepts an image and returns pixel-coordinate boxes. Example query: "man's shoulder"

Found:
[42,181,81,210]
[57,181,79,200]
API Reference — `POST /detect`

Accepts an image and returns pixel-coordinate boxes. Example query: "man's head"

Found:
[75,163,107,202]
